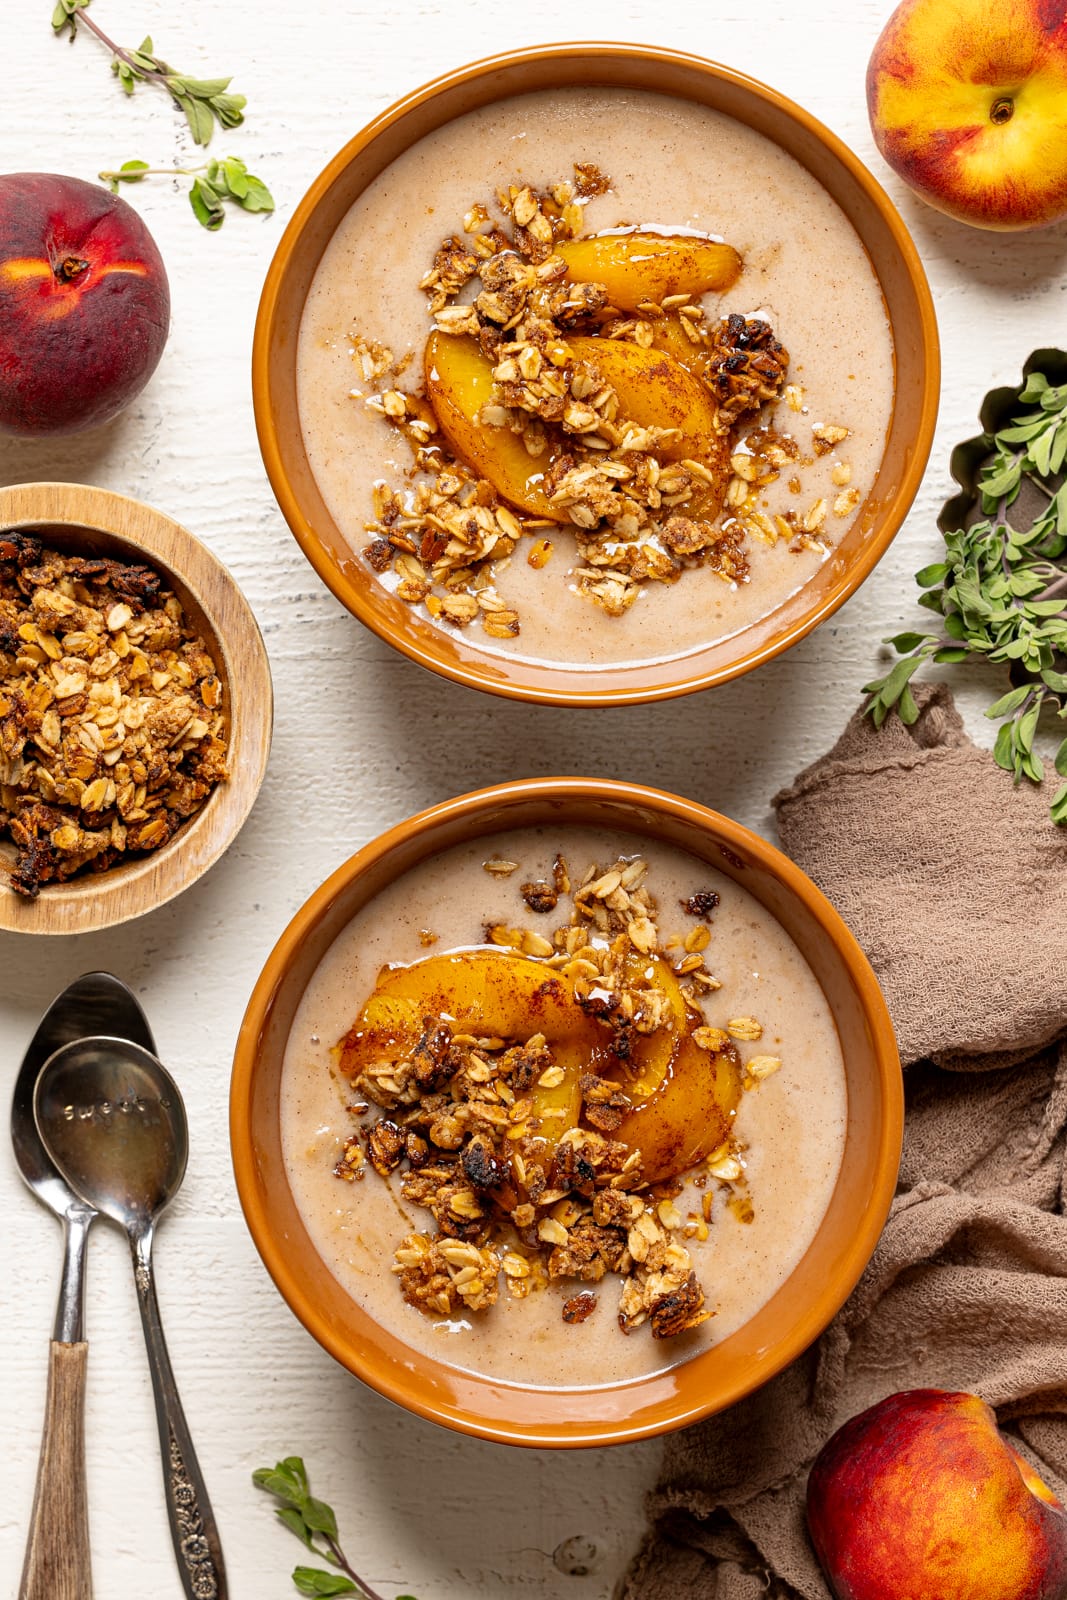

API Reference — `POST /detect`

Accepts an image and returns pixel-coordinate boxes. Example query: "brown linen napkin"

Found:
[622,684,1067,1600]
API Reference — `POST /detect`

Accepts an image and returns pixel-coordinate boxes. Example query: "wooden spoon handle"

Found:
[19,1341,92,1600]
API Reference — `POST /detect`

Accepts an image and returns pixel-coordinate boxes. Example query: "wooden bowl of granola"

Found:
[231,778,901,1446]
[0,482,272,934]
[254,42,939,706]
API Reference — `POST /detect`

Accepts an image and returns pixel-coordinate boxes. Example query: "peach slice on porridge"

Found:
[609,953,742,1184]
[425,330,730,522]
[565,336,727,465]
[647,312,713,378]
[353,164,800,634]
[424,331,563,519]
[556,231,742,311]
[337,945,741,1188]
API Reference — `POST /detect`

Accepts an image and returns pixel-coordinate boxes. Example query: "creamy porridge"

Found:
[298,86,894,669]
[281,827,847,1389]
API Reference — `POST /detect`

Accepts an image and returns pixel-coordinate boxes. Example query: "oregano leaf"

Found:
[255,1457,416,1600]
[222,155,249,197]
[993,721,1015,771]
[985,685,1031,718]
[189,175,224,229]
[292,1571,359,1598]
[1017,701,1041,754]
[898,683,920,725]
[915,562,950,588]
[932,647,969,663]
[885,630,928,653]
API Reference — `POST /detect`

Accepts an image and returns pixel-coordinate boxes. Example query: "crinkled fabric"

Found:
[623,687,1067,1599]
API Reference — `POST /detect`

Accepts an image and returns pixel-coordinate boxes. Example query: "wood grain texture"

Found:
[20,1341,92,1600]
[2,0,1065,1595]
[0,483,273,934]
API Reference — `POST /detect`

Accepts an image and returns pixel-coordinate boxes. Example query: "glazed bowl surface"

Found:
[0,482,272,935]
[254,41,939,707]
[230,778,902,1447]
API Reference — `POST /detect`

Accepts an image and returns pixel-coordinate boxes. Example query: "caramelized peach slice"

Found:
[339,947,600,1146]
[613,1030,741,1184]
[649,313,712,380]
[424,331,564,520]
[582,950,741,1184]
[567,336,723,464]
[425,331,726,518]
[339,946,741,1187]
[557,232,741,313]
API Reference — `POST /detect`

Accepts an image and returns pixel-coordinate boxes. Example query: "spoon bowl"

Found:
[12,975,157,1235]
[34,1038,188,1232]
[34,1036,226,1600]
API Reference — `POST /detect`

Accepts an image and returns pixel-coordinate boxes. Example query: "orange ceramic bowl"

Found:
[253,42,938,708]
[231,779,902,1447]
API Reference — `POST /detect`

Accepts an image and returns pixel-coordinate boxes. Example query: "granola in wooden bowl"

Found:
[0,530,227,896]
[0,483,272,935]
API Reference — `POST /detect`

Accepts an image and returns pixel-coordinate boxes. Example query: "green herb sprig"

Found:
[100,156,274,230]
[863,371,1067,823]
[53,0,246,146]
[253,1457,419,1599]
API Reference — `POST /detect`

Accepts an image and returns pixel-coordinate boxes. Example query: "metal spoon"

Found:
[34,1037,227,1600]
[12,973,156,1600]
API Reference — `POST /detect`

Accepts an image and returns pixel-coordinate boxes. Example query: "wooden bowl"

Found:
[0,483,272,935]
[253,41,940,707]
[231,779,902,1448]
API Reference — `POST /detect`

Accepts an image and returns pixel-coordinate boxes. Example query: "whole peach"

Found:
[807,1390,1067,1600]
[0,172,170,435]
[867,0,1067,230]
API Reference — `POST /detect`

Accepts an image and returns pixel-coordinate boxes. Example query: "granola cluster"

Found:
[0,531,227,896]
[725,405,859,557]
[336,852,780,1341]
[359,164,796,629]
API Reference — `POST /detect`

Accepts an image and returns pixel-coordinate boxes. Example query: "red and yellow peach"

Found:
[0,172,169,435]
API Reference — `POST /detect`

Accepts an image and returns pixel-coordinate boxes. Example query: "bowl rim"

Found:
[0,481,273,935]
[230,776,903,1447]
[253,39,940,708]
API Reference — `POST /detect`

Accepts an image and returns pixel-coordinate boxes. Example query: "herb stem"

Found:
[253,1456,418,1600]
[993,502,1044,624]
[1022,472,1057,502]
[1037,572,1067,606]
[324,1534,390,1600]
[71,6,169,88]
[99,163,203,180]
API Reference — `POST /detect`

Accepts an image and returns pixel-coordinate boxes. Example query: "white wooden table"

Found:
[2,2,1061,1594]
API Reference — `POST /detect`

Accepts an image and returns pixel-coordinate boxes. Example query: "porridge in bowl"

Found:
[281,825,847,1388]
[297,85,894,671]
